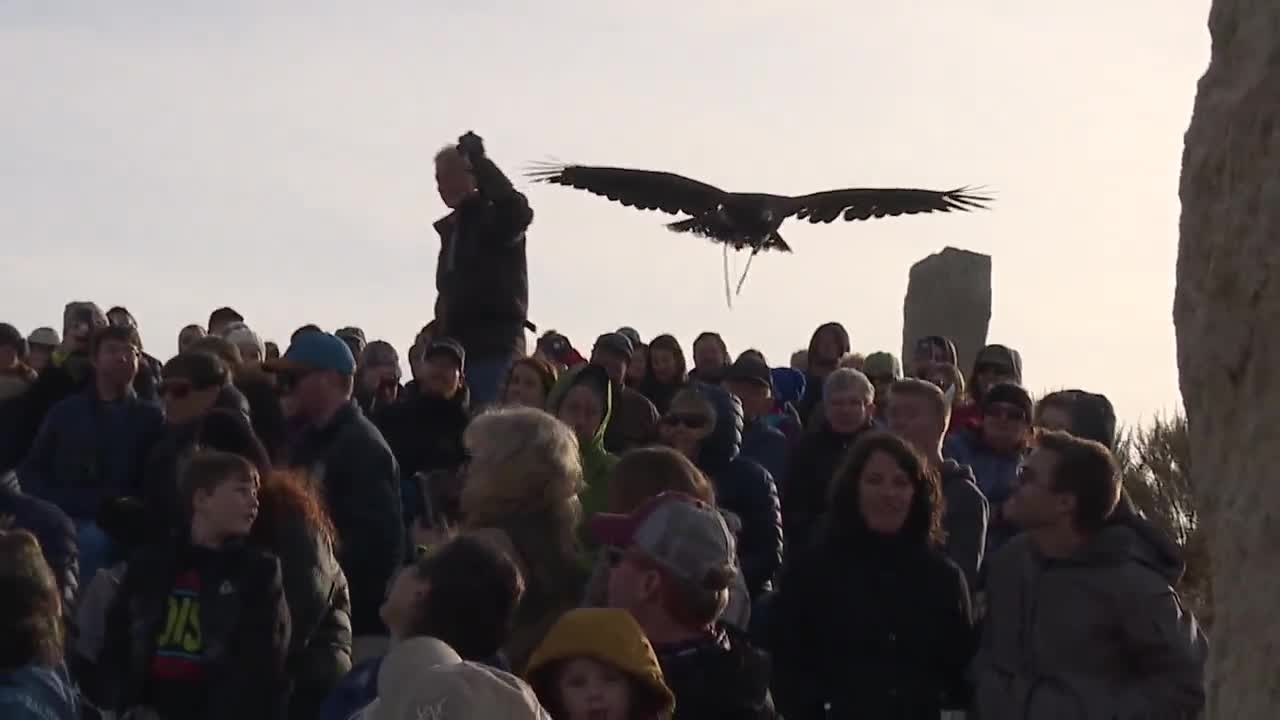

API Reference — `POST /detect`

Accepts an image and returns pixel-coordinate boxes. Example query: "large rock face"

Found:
[901,246,992,374]
[1176,0,1280,715]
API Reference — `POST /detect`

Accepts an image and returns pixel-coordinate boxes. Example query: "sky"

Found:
[1,1,1210,424]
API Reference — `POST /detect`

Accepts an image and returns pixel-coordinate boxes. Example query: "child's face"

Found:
[556,657,633,720]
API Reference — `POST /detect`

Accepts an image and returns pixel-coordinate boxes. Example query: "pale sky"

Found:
[1,1,1209,423]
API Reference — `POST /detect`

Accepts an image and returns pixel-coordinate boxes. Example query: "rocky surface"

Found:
[901,246,992,374]
[1176,0,1280,715]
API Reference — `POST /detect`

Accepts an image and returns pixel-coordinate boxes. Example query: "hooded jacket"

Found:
[953,344,1024,432]
[690,383,783,596]
[796,323,851,424]
[525,608,675,718]
[973,527,1207,720]
[546,364,617,521]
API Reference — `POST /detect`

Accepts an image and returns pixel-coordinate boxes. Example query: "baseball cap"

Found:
[265,332,356,375]
[863,352,903,381]
[590,491,737,592]
[28,327,60,347]
[722,355,772,389]
[361,340,400,367]
[423,338,466,371]
[593,332,634,361]
[375,655,549,720]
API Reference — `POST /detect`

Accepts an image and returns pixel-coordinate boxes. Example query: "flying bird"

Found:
[528,162,991,303]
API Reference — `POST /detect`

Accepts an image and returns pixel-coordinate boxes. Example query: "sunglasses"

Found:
[661,413,710,429]
[158,380,194,399]
[984,404,1028,422]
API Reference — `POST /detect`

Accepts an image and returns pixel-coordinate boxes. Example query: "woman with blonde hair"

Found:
[460,407,588,673]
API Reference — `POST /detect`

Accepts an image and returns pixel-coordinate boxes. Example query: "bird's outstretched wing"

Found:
[783,187,991,223]
[527,163,727,217]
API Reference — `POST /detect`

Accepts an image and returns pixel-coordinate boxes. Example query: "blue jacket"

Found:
[18,388,163,521]
[944,428,1020,554]
[740,418,789,490]
[0,665,80,720]
[692,383,784,597]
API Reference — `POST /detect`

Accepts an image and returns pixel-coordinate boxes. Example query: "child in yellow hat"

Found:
[525,608,675,720]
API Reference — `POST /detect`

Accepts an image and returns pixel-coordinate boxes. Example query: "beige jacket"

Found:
[973,525,1207,719]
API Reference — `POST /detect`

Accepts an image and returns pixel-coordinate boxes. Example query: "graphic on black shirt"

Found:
[151,568,205,681]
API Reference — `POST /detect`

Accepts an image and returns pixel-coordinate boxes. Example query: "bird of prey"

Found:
[528,162,991,303]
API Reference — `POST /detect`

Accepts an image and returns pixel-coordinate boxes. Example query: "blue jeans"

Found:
[76,521,115,587]
[466,356,514,409]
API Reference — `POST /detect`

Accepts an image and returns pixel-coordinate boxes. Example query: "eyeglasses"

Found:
[661,413,710,429]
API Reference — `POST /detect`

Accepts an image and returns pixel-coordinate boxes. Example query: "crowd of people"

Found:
[0,131,1209,720]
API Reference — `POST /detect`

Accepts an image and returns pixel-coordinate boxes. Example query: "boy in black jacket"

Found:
[100,451,290,720]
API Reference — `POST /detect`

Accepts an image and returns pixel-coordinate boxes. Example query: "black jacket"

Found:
[658,624,778,720]
[101,541,291,720]
[0,470,78,619]
[0,354,93,473]
[781,421,873,558]
[259,513,352,720]
[290,401,403,635]
[141,386,254,539]
[693,383,783,596]
[433,152,533,360]
[795,322,851,425]
[772,530,975,720]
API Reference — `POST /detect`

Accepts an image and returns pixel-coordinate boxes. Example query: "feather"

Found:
[527,162,726,217]
[785,187,992,224]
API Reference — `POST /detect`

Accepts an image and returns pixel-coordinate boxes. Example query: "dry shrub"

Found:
[1115,414,1212,628]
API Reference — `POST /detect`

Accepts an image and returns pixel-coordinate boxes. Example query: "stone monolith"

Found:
[1176,0,1280,715]
[901,246,992,374]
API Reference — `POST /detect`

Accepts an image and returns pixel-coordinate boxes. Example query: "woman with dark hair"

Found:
[502,356,558,409]
[0,530,79,719]
[771,432,974,720]
[638,334,687,415]
[251,470,352,720]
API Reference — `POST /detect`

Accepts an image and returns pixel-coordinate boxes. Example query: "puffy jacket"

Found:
[691,383,783,596]
[100,541,291,720]
[260,513,353,720]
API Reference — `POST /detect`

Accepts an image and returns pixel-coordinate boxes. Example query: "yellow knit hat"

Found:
[526,608,675,717]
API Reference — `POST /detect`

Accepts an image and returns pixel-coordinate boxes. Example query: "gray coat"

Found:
[972,526,1207,719]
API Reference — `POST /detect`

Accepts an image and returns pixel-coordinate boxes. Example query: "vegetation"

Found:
[1115,414,1212,628]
